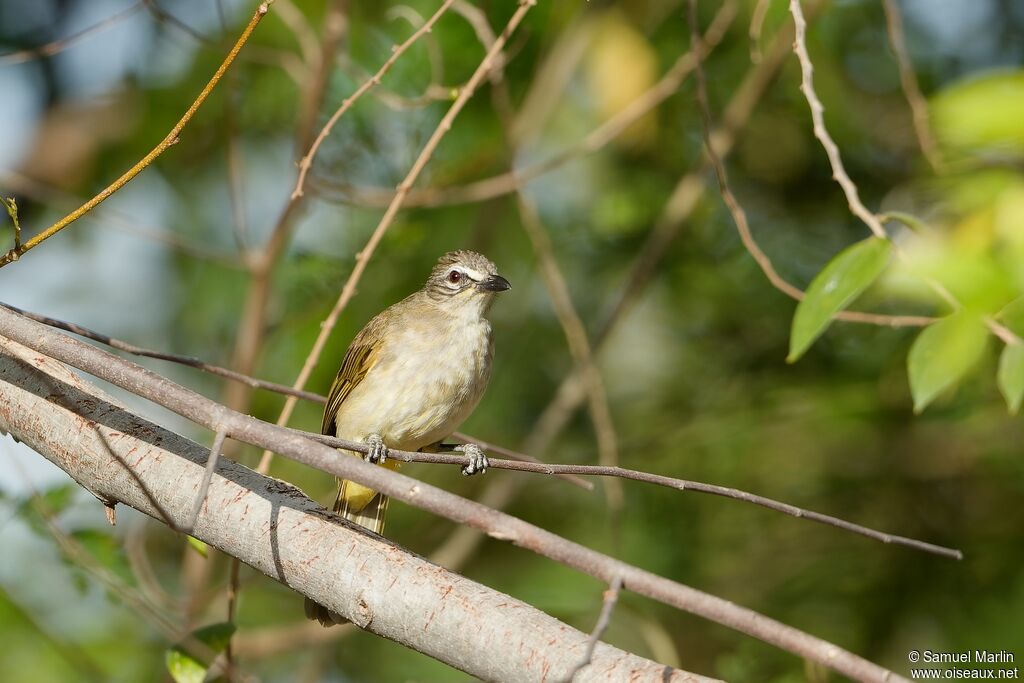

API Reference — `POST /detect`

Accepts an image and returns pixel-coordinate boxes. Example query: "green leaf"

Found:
[907,311,988,413]
[165,622,236,683]
[998,296,1024,337]
[187,536,208,558]
[788,237,893,362]
[932,71,1024,155]
[998,344,1024,414]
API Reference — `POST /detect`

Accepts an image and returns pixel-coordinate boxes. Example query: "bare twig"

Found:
[142,0,212,44]
[748,0,772,63]
[0,304,324,403]
[788,1,1019,343]
[294,0,349,153]
[788,0,887,239]
[452,431,593,489]
[563,576,624,683]
[880,0,945,171]
[291,0,459,199]
[0,170,242,268]
[0,310,910,682]
[690,1,933,328]
[273,0,320,68]
[187,428,228,532]
[291,427,961,559]
[0,2,274,267]
[0,1,145,65]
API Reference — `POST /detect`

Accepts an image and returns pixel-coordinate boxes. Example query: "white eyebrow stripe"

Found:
[460,267,486,281]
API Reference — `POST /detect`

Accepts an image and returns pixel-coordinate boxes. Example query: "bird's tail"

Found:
[305,465,397,627]
[334,477,390,535]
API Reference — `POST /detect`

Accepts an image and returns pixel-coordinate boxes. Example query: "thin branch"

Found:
[0,309,910,683]
[748,0,772,64]
[0,170,243,268]
[690,2,933,328]
[294,0,349,154]
[563,576,624,683]
[142,0,213,44]
[880,0,945,172]
[788,1,1019,343]
[0,304,324,404]
[0,1,145,65]
[452,431,593,490]
[0,1,274,267]
[273,0,320,68]
[292,428,961,559]
[462,0,626,518]
[788,0,887,239]
[291,0,459,199]
[187,428,228,532]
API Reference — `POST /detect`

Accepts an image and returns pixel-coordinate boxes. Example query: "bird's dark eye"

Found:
[447,270,461,284]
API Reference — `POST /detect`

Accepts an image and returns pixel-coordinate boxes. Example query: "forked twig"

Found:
[0,2,275,267]
[562,576,625,682]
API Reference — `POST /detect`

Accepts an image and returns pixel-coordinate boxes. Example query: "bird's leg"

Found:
[424,441,489,476]
[455,443,488,476]
[362,433,388,465]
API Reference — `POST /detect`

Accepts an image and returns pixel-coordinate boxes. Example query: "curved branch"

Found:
[5,301,958,557]
[0,304,910,683]
[0,2,274,267]
[0,336,700,682]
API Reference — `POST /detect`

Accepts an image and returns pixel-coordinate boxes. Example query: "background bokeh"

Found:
[1,0,1023,681]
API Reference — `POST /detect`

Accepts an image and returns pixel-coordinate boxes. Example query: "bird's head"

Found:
[425,250,511,315]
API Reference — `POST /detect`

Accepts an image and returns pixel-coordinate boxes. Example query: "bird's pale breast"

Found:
[333,315,493,452]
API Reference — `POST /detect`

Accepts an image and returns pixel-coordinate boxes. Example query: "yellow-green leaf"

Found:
[788,237,892,362]
[165,622,236,683]
[907,312,988,413]
[998,296,1024,337]
[187,536,208,558]
[997,344,1024,414]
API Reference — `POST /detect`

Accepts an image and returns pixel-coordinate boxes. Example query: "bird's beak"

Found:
[477,274,511,292]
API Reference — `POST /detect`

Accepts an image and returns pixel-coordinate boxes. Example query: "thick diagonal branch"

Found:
[0,336,702,682]
[0,306,907,683]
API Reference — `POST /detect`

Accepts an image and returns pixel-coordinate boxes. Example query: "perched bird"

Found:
[305,250,510,626]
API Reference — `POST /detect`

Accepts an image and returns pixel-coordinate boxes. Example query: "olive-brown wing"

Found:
[321,322,384,436]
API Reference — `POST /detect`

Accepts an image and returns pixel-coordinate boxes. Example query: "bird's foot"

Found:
[363,433,388,465]
[456,443,488,476]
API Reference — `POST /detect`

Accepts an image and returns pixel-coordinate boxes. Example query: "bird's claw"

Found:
[456,443,488,476]
[363,433,388,465]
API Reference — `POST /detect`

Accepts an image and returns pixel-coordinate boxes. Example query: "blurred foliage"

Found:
[1,0,1024,682]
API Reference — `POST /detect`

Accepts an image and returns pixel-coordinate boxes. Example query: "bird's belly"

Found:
[335,332,491,451]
